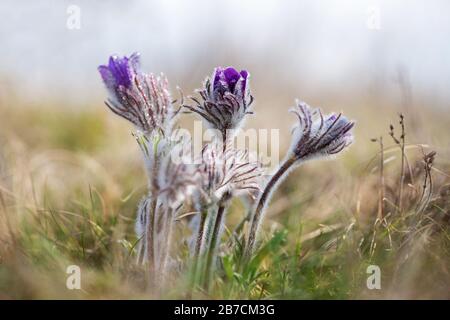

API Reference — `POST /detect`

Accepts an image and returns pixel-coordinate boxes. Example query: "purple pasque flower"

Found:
[212,67,249,100]
[98,53,174,135]
[245,102,353,257]
[289,100,354,161]
[185,66,253,135]
[98,53,140,90]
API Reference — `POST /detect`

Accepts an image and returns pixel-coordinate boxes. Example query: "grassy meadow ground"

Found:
[0,85,449,299]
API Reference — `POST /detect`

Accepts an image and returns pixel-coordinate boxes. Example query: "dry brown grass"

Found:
[0,90,449,299]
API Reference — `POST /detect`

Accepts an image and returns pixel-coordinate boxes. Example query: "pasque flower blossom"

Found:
[99,53,178,281]
[98,53,174,135]
[98,52,355,290]
[245,100,354,257]
[98,53,140,90]
[186,67,253,136]
[289,101,354,161]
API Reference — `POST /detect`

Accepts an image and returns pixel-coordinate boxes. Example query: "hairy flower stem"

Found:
[145,138,161,283]
[203,129,230,287]
[160,207,174,289]
[245,156,297,258]
[146,198,157,282]
[204,200,228,288]
[191,209,208,285]
[195,211,208,258]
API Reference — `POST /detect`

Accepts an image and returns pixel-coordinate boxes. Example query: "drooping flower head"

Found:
[289,101,354,161]
[98,53,174,135]
[185,66,253,135]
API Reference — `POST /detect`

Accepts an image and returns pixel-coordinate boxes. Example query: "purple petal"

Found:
[327,114,337,122]
[98,53,141,90]
[98,65,114,89]
[239,69,249,93]
[108,55,132,88]
[213,67,224,89]
[210,66,250,102]
[223,67,241,92]
[129,52,141,70]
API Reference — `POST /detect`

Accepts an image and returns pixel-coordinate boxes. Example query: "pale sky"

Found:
[1,0,449,106]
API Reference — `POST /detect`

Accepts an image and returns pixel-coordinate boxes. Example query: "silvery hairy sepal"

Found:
[289,100,354,162]
[188,143,263,260]
[195,142,263,206]
[98,53,175,135]
[185,67,253,136]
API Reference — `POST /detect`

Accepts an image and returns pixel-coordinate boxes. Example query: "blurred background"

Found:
[1,0,449,152]
[0,0,449,299]
[1,0,449,105]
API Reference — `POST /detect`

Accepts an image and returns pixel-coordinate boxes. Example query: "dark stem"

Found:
[222,129,227,153]
[245,156,296,258]
[202,128,229,289]
[192,210,208,284]
[398,140,406,213]
[204,203,227,288]
[378,137,385,220]
[399,123,405,213]
[194,211,207,260]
